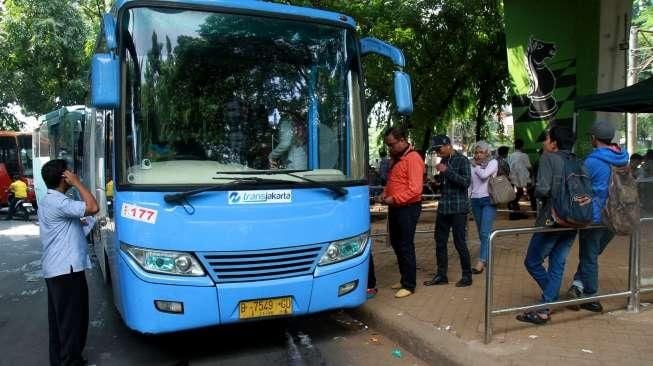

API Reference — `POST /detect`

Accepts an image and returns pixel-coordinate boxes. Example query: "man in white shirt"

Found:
[268,112,308,170]
[39,159,98,366]
[508,139,532,219]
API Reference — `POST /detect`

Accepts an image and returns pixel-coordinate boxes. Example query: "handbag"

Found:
[488,175,516,204]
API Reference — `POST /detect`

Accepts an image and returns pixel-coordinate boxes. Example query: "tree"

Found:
[280,0,510,149]
[0,0,103,119]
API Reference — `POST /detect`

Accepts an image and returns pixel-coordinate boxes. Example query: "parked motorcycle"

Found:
[5,192,35,221]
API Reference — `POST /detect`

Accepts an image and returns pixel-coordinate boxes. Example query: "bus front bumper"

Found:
[117,245,369,334]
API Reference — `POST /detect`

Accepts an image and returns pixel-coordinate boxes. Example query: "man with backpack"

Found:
[517,126,584,325]
[566,120,629,312]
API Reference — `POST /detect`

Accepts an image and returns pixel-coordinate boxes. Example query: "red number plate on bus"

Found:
[239,297,293,319]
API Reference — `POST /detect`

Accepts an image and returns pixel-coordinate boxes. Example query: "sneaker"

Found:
[391,282,402,290]
[366,288,378,299]
[455,277,472,287]
[579,301,603,313]
[566,286,582,311]
[394,288,413,298]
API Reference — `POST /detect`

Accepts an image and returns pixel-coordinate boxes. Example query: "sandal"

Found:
[515,311,549,325]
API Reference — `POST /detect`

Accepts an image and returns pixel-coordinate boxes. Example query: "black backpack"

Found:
[550,154,593,228]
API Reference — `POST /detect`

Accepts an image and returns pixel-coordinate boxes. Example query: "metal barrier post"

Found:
[483,224,638,344]
[386,208,390,246]
[484,230,496,344]
[628,228,640,312]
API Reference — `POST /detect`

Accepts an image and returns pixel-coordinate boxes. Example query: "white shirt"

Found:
[508,150,532,187]
[470,159,498,199]
[38,189,91,278]
[268,119,307,170]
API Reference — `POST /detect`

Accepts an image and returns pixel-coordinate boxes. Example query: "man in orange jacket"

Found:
[377,127,424,298]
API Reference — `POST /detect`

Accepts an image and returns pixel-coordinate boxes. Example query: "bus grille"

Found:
[197,244,324,283]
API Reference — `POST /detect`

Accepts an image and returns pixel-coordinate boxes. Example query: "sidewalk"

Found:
[353,205,653,365]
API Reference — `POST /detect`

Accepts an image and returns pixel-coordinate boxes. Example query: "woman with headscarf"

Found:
[469,141,498,274]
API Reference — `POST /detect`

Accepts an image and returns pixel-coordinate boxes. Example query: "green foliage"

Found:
[280,0,510,151]
[0,0,102,117]
[0,107,23,131]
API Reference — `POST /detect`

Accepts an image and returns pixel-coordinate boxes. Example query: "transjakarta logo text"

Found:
[228,190,292,205]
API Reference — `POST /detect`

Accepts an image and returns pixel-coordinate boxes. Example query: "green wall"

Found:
[504,0,601,157]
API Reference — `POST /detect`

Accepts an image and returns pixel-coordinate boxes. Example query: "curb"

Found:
[351,302,504,366]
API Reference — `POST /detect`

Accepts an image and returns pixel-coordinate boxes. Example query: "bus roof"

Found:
[39,105,85,123]
[111,0,356,28]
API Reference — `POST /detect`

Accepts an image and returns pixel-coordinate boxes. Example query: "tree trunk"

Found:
[474,94,487,141]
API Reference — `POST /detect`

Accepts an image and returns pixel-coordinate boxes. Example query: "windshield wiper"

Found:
[283,172,348,198]
[163,177,284,203]
[164,174,348,204]
[163,185,221,204]
[215,171,348,199]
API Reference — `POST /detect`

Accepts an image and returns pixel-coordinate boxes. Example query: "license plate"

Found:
[239,296,292,319]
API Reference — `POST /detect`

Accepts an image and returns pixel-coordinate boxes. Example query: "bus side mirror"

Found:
[91,54,120,109]
[394,71,413,115]
[102,14,117,50]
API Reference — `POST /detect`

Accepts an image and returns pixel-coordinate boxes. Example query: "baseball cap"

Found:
[589,120,615,140]
[431,135,451,149]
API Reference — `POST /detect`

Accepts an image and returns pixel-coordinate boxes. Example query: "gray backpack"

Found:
[602,165,640,235]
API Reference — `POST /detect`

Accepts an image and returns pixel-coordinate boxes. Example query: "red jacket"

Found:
[383,146,424,206]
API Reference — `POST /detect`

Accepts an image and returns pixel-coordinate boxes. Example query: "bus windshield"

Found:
[119,7,365,186]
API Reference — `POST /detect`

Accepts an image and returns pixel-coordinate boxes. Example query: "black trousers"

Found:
[6,196,16,219]
[388,203,421,291]
[509,187,526,211]
[367,252,376,289]
[435,212,471,279]
[45,270,89,366]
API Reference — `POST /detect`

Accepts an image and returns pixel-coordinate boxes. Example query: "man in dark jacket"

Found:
[424,135,473,287]
[567,120,629,312]
[517,126,579,325]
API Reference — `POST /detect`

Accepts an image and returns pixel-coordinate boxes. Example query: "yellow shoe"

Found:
[391,283,402,290]
[394,289,413,298]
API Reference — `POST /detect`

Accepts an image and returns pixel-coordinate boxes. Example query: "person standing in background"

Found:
[423,135,473,288]
[469,141,498,274]
[377,127,424,298]
[517,126,578,325]
[378,150,390,186]
[508,139,532,220]
[566,120,629,313]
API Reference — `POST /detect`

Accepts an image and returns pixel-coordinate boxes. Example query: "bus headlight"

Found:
[318,232,369,266]
[120,243,205,276]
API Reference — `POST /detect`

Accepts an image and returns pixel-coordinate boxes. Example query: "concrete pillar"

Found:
[627,26,638,153]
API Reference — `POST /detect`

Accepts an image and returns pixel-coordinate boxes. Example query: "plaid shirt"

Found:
[437,151,471,214]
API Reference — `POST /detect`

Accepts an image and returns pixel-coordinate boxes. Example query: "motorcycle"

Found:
[6,192,35,221]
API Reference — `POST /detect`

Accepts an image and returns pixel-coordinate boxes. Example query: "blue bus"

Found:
[88,0,412,333]
[32,106,87,205]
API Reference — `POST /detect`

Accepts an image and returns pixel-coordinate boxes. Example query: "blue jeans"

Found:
[524,231,577,303]
[471,196,496,263]
[572,228,614,296]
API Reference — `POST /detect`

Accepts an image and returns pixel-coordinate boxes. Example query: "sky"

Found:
[8,104,40,132]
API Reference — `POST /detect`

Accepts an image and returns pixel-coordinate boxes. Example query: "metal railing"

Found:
[483,217,653,344]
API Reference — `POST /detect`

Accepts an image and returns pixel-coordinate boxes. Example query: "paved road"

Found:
[0,219,425,366]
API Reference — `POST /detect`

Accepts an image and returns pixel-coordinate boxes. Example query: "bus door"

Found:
[91,109,116,285]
